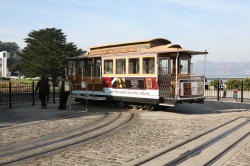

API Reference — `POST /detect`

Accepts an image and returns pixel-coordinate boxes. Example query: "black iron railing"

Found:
[0,81,59,108]
[205,77,250,102]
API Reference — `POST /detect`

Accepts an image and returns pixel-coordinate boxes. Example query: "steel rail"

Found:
[204,131,250,166]
[0,112,133,166]
[164,118,249,166]
[132,117,242,166]
[0,113,109,151]
[0,113,119,157]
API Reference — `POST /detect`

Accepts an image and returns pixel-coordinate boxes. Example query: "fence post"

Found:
[241,78,244,102]
[217,79,220,101]
[53,82,56,103]
[32,81,35,106]
[9,82,12,108]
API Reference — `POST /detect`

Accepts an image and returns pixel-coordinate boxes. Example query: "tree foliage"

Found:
[20,28,83,79]
[209,80,218,87]
[226,79,241,90]
[243,78,250,90]
[209,78,250,90]
[0,41,20,55]
[0,41,20,72]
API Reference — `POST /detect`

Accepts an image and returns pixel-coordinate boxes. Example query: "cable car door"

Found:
[158,58,175,104]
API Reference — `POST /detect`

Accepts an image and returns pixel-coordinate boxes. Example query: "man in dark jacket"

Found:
[35,76,50,109]
[58,76,70,110]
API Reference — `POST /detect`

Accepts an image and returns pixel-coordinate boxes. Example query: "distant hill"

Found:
[193,61,250,77]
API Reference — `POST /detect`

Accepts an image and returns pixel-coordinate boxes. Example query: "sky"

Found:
[0,0,250,62]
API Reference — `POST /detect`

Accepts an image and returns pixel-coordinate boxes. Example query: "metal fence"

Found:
[0,81,59,108]
[205,77,250,102]
[1,78,249,107]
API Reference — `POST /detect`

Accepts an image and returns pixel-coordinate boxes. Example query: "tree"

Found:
[0,41,20,72]
[209,80,218,88]
[243,78,250,90]
[226,79,241,90]
[20,28,83,80]
[0,41,20,55]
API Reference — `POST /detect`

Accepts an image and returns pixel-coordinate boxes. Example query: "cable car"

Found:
[67,38,207,108]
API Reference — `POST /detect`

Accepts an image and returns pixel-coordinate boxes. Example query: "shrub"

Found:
[243,78,250,90]
[226,79,241,90]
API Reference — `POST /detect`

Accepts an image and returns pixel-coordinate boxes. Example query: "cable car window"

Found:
[159,59,169,74]
[179,59,189,74]
[86,59,93,76]
[129,58,139,74]
[104,59,113,74]
[143,57,155,74]
[116,59,126,74]
[72,60,76,77]
[68,60,73,75]
[94,58,101,76]
[77,60,85,76]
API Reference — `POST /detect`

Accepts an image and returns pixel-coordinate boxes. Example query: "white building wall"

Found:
[0,51,10,77]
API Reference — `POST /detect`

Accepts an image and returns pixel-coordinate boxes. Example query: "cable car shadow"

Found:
[72,100,131,113]
[165,101,250,115]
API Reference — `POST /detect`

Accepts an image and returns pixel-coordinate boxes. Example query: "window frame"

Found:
[158,58,170,75]
[115,58,126,74]
[103,59,114,74]
[179,59,190,75]
[142,57,155,74]
[77,59,85,76]
[94,58,101,77]
[68,60,73,75]
[128,58,140,74]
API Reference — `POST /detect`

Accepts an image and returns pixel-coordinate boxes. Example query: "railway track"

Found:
[0,112,133,165]
[0,113,109,150]
[128,117,250,166]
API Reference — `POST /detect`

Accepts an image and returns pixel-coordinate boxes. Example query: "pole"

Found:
[175,51,179,99]
[53,82,56,103]
[9,82,12,108]
[217,79,220,101]
[32,81,35,106]
[203,53,207,76]
[241,78,244,102]
[85,88,88,112]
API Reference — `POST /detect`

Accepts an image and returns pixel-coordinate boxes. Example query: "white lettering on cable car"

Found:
[104,88,159,99]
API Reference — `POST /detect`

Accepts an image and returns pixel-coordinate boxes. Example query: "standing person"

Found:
[58,76,70,110]
[35,76,50,109]
[46,78,50,103]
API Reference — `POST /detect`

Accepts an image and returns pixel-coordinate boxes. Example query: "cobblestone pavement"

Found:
[222,142,250,166]
[6,101,247,166]
[0,103,107,146]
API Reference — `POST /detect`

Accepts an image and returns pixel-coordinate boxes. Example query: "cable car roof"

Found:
[68,38,207,59]
[140,44,208,55]
[89,38,171,50]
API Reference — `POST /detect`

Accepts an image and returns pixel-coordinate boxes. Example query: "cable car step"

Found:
[159,103,175,107]
[70,94,106,101]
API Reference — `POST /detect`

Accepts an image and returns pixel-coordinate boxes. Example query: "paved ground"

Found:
[0,100,250,166]
[222,141,250,166]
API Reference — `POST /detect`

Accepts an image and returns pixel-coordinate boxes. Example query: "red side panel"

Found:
[102,77,112,88]
[145,77,158,89]
[102,77,158,89]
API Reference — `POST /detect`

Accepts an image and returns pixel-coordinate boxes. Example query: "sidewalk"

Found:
[0,103,82,127]
[0,101,129,127]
